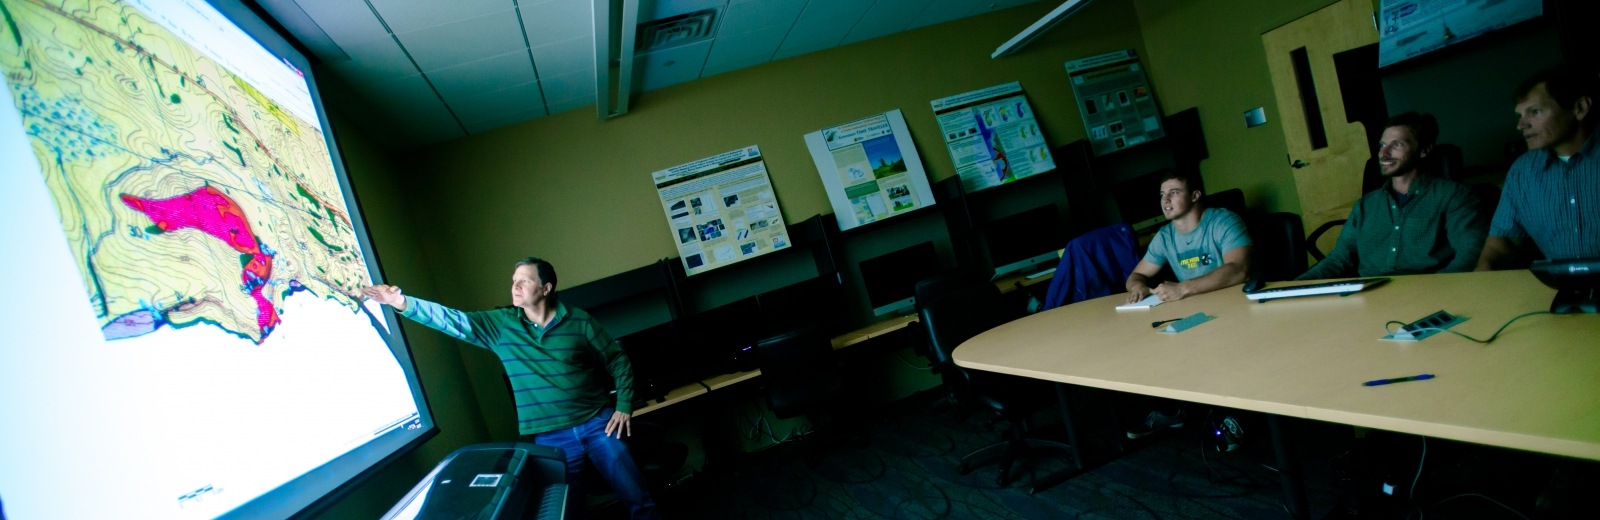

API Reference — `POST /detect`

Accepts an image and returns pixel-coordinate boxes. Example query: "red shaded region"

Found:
[121,186,279,340]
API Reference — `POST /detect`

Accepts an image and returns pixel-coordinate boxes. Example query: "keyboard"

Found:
[1024,267,1058,280]
[1245,277,1390,302]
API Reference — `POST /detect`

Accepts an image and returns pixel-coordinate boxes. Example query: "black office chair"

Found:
[753,326,845,434]
[920,282,1074,489]
[909,269,988,412]
[627,421,689,490]
[1247,212,1308,282]
[1202,188,1247,216]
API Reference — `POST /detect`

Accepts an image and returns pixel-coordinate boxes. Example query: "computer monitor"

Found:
[982,205,1067,280]
[614,322,687,402]
[860,242,942,317]
[1112,169,1174,230]
[1,1,435,518]
[681,297,765,374]
[757,277,846,338]
[1530,258,1600,314]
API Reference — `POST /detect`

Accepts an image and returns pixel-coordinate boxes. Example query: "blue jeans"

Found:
[524,411,660,520]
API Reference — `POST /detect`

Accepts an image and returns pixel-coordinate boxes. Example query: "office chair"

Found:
[1246,212,1308,282]
[753,326,845,436]
[920,282,1074,489]
[909,269,987,412]
[626,421,689,490]
[1202,188,1247,217]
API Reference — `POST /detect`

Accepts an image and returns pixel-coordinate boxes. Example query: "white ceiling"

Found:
[253,0,1039,147]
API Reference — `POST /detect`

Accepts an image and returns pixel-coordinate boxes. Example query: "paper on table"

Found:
[1116,294,1162,310]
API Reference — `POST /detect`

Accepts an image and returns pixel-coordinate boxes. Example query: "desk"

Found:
[953,270,1600,515]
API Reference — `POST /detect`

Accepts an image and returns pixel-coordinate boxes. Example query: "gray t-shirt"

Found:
[1144,207,1252,281]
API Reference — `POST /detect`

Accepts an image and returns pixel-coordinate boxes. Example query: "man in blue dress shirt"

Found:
[1477,67,1599,269]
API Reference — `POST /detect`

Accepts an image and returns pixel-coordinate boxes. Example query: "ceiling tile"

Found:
[399,9,527,72]
[530,36,595,78]
[324,35,417,84]
[789,0,876,20]
[720,0,807,32]
[352,74,464,143]
[540,68,598,104]
[522,0,593,47]
[635,40,713,92]
[912,0,1031,29]
[289,0,390,47]
[640,0,728,23]
[841,0,933,45]
[368,0,514,34]
[701,29,785,77]
[775,3,873,58]
[545,96,593,115]
[426,50,538,100]
[446,81,547,130]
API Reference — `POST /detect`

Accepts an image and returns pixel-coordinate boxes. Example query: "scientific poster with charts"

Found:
[654,146,791,276]
[804,109,936,231]
[1065,49,1164,156]
[930,82,1055,193]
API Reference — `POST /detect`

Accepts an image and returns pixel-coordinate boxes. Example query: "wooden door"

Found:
[1263,0,1379,252]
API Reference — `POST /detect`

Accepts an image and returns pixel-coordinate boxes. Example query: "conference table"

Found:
[952,270,1600,518]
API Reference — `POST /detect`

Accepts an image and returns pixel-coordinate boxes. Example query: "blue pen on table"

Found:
[1363,374,1435,387]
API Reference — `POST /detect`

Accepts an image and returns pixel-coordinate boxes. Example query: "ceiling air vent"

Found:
[635,9,718,54]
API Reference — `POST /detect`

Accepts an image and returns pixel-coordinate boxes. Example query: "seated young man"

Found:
[1299,112,1487,280]
[1122,170,1253,438]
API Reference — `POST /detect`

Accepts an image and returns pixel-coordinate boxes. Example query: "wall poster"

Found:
[1065,49,1164,156]
[653,146,791,276]
[930,82,1055,193]
[804,109,935,231]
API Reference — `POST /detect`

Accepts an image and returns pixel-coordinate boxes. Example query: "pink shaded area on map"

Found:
[121,186,279,339]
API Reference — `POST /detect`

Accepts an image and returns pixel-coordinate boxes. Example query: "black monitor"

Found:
[757,277,845,338]
[1112,169,1173,229]
[681,297,765,374]
[981,204,1067,280]
[1530,258,1600,314]
[860,242,942,317]
[614,323,688,402]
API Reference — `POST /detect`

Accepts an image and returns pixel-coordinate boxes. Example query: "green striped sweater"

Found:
[399,296,633,435]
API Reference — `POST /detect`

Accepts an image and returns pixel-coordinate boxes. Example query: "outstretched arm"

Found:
[360,285,408,311]
[358,285,499,348]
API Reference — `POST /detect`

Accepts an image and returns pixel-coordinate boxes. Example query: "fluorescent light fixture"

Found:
[991,0,1097,59]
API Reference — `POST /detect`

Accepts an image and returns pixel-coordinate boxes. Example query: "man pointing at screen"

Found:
[361,257,659,520]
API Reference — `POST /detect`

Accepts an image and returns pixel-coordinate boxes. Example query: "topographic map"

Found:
[0,0,369,343]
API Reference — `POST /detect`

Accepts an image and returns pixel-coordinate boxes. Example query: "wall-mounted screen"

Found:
[860,242,942,317]
[1378,0,1542,68]
[931,82,1055,194]
[805,109,936,231]
[654,146,793,276]
[0,0,435,518]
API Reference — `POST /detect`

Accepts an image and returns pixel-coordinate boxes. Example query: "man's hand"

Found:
[360,285,407,311]
[1126,283,1153,304]
[604,411,632,439]
[1153,281,1190,302]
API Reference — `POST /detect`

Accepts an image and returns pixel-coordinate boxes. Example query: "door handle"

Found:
[1290,159,1309,169]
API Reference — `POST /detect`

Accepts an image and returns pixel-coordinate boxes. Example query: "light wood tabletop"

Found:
[952,270,1600,461]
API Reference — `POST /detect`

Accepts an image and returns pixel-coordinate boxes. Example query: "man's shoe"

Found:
[1127,410,1185,439]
